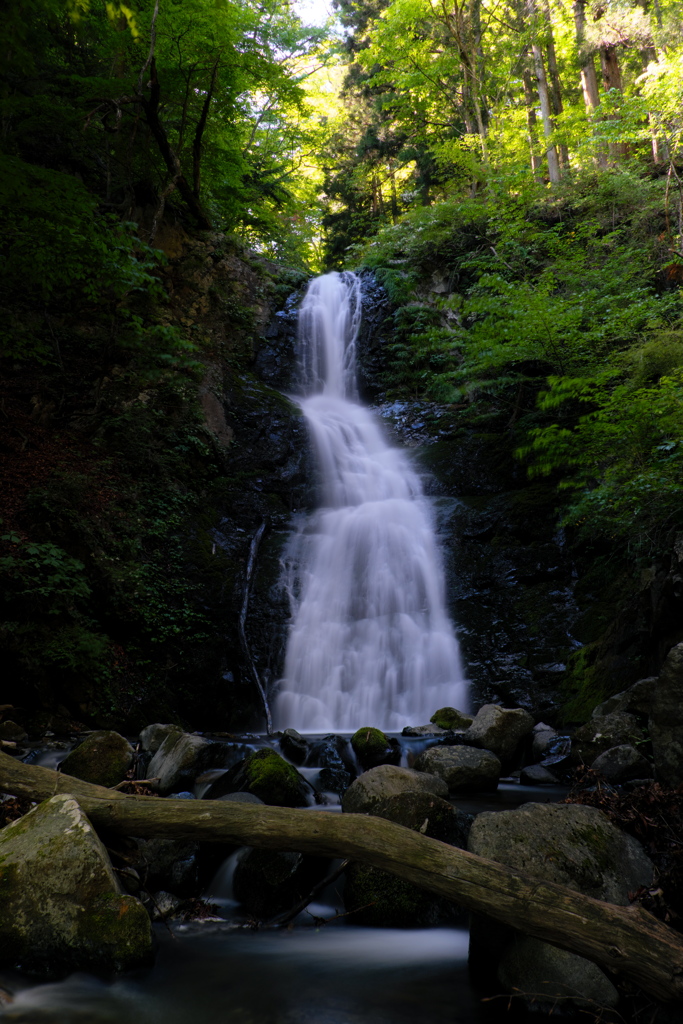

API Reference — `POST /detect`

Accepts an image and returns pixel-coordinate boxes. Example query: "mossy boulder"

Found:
[497,936,619,1011]
[211,748,312,807]
[350,726,399,770]
[59,730,134,788]
[429,707,473,731]
[343,861,452,928]
[413,745,501,793]
[468,802,653,902]
[341,764,448,814]
[467,802,653,1011]
[464,704,534,766]
[233,848,329,919]
[372,790,473,848]
[343,788,466,928]
[0,794,153,974]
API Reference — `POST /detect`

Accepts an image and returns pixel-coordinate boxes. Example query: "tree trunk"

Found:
[572,0,600,112]
[541,0,569,169]
[141,59,213,230]
[522,67,543,179]
[531,43,561,183]
[572,0,608,169]
[599,43,629,161]
[2,751,683,1004]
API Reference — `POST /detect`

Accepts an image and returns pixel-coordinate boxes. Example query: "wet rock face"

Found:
[355,270,394,402]
[0,795,152,974]
[650,642,683,786]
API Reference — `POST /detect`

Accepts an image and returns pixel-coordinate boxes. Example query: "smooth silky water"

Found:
[275,271,467,732]
[0,276,492,1023]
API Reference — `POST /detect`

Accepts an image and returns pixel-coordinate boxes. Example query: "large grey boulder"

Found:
[59,730,133,788]
[572,712,643,766]
[372,790,472,848]
[498,936,619,1010]
[531,723,558,760]
[593,678,656,718]
[140,723,180,754]
[591,744,653,784]
[147,730,222,795]
[468,802,653,1011]
[341,764,447,814]
[413,745,501,793]
[0,794,153,973]
[468,802,653,902]
[650,642,683,786]
[465,704,534,764]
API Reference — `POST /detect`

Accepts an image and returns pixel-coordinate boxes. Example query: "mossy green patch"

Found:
[243,748,309,807]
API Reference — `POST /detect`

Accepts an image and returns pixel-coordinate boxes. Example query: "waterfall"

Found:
[274,271,467,733]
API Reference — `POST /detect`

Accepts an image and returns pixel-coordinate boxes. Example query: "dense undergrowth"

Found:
[356,169,683,557]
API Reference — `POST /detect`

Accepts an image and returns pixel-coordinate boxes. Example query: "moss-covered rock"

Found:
[350,726,399,770]
[0,794,153,974]
[344,861,450,928]
[413,745,501,793]
[467,801,653,1011]
[429,707,473,730]
[59,730,134,788]
[341,764,448,814]
[211,748,312,807]
[232,848,329,920]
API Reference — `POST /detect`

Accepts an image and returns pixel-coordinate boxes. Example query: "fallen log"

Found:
[2,749,683,1003]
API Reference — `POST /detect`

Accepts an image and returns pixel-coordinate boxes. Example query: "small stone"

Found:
[280,728,308,765]
[151,891,182,921]
[591,744,653,784]
[531,725,557,760]
[216,791,264,804]
[401,724,450,737]
[372,790,473,847]
[0,721,27,742]
[430,707,473,730]
[413,745,501,793]
[59,730,134,788]
[520,764,559,785]
[342,764,448,814]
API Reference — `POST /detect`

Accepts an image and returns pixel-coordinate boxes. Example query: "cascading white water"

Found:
[274,271,467,732]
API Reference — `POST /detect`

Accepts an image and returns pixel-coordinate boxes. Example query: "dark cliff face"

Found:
[0,231,313,736]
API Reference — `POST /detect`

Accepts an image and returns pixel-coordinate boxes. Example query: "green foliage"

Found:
[0,534,91,612]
